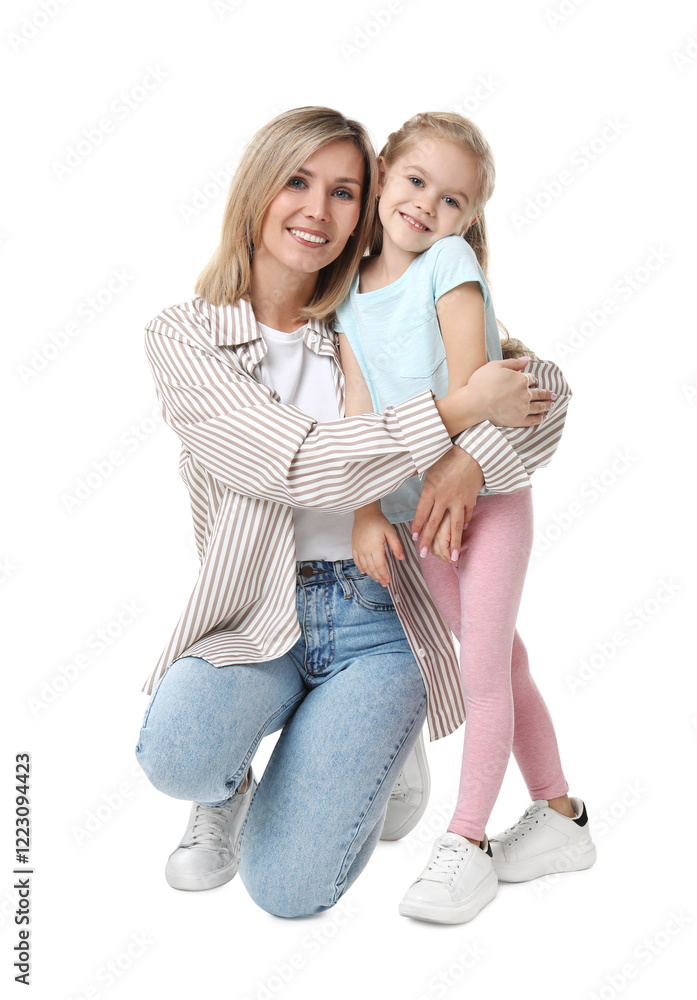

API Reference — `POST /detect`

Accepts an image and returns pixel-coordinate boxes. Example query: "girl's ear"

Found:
[376,155,388,196]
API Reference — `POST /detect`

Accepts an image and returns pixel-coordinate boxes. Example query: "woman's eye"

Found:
[334,188,354,200]
[286,176,307,189]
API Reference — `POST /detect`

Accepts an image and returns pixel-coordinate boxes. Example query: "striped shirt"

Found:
[140,295,572,740]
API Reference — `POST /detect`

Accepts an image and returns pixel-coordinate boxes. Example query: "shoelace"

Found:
[418,836,471,885]
[186,803,232,849]
[389,772,409,801]
[494,801,547,847]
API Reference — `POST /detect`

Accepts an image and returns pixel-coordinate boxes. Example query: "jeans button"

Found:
[300,565,314,578]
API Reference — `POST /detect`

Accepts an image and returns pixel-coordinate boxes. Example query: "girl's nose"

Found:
[413,193,435,216]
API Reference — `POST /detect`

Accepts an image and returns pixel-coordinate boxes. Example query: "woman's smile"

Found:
[287,226,331,246]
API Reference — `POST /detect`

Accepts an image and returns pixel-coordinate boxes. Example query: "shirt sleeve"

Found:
[452,359,573,492]
[431,235,489,306]
[144,317,454,512]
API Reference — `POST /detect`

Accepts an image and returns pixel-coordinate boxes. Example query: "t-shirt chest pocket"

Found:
[396,315,447,380]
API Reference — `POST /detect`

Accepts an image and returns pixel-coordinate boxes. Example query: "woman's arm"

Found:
[451,358,572,491]
[414,360,572,554]
[144,307,542,514]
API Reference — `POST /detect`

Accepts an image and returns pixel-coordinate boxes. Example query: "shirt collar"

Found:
[206,297,332,355]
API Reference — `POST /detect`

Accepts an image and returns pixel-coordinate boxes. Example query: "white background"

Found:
[2,0,696,997]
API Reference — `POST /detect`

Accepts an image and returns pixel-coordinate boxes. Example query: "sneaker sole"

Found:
[493,838,597,883]
[398,870,498,924]
[380,735,431,842]
[165,857,238,891]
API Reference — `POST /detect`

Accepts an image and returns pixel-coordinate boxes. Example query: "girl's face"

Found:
[256,139,365,279]
[377,137,482,254]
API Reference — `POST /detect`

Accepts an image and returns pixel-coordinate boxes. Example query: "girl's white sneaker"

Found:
[398,832,498,924]
[490,796,597,883]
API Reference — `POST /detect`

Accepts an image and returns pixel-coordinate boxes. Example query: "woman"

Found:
[134,106,559,918]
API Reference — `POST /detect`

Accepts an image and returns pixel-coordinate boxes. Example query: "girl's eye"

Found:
[443,196,459,208]
[408,176,424,188]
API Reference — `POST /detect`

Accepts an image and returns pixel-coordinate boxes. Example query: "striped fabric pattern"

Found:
[140,296,572,741]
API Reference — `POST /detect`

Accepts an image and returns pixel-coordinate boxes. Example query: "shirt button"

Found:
[417,648,427,658]
[308,333,318,346]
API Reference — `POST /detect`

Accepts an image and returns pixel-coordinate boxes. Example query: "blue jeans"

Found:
[135,559,428,918]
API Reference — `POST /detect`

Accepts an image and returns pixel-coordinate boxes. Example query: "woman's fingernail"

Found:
[463,522,469,530]
[412,531,419,540]
[550,393,557,400]
[451,549,459,561]
[420,546,428,558]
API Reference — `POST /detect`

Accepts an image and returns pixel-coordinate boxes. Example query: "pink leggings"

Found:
[416,488,568,842]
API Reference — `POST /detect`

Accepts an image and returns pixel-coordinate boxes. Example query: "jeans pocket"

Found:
[350,573,395,612]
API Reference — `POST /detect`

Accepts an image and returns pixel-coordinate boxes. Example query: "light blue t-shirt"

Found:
[335,234,502,524]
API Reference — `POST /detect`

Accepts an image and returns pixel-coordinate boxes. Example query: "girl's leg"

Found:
[237,561,428,918]
[509,629,569,801]
[419,490,533,843]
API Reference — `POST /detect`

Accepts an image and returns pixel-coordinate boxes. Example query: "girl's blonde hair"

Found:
[194,106,378,322]
[370,111,534,359]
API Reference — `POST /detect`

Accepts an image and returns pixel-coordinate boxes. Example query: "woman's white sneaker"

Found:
[380,729,431,841]
[490,796,597,883]
[165,770,257,891]
[398,832,498,924]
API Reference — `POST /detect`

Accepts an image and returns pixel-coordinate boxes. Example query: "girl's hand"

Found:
[352,508,404,586]
[412,446,483,557]
[468,357,554,427]
[431,510,456,564]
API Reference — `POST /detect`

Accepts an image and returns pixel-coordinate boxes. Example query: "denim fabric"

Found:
[135,559,427,917]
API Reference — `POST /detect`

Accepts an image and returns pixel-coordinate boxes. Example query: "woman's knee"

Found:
[238,843,345,918]
[133,662,237,802]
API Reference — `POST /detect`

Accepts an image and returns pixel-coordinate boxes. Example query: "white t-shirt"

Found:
[256,321,354,561]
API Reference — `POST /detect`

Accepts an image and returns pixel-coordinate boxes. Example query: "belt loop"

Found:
[333,560,353,598]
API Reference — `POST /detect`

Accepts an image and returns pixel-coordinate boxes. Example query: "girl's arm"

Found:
[436,280,488,391]
[426,281,489,561]
[338,333,374,417]
[339,332,406,585]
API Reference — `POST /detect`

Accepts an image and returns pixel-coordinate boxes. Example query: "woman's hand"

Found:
[411,446,484,558]
[352,505,404,586]
[468,357,555,427]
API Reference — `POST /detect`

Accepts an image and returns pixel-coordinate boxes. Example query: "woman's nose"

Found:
[304,194,331,221]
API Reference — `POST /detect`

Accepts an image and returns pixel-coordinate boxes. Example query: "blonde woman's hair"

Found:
[194,106,378,322]
[370,111,534,359]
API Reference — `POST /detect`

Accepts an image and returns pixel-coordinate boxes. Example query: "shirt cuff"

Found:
[392,391,453,476]
[454,421,531,493]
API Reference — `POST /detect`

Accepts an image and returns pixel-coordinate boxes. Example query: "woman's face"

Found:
[256,139,365,279]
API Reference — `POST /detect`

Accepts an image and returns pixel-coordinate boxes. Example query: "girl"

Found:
[335,111,596,924]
